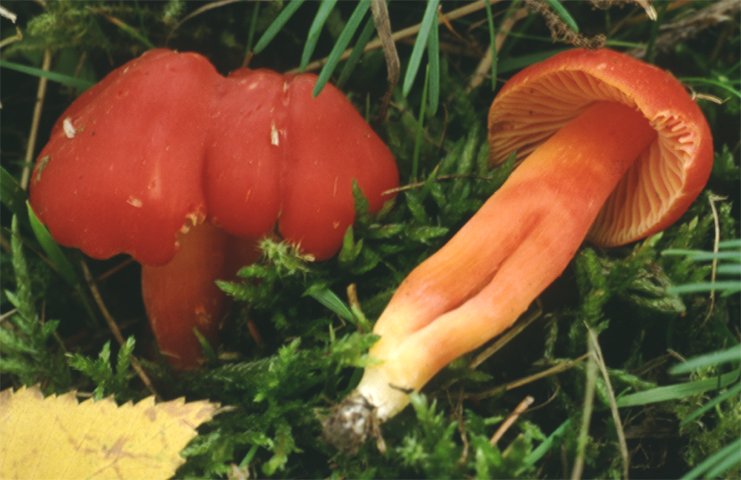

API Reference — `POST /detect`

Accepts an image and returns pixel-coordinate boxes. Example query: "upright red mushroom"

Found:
[326,49,713,446]
[30,49,398,369]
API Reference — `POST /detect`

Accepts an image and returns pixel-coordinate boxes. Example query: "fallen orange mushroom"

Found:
[30,49,398,369]
[326,49,713,446]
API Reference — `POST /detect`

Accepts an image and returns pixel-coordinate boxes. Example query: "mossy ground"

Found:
[1,1,739,478]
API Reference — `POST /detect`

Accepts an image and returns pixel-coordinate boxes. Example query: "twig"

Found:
[630,0,741,58]
[0,26,23,50]
[20,49,51,190]
[0,308,17,323]
[468,302,542,369]
[383,172,494,195]
[704,193,726,324]
[80,260,159,399]
[634,0,658,21]
[95,258,136,283]
[490,395,535,446]
[467,7,528,91]
[453,389,470,465]
[588,328,630,480]
[296,0,504,74]
[167,0,242,40]
[570,342,598,480]
[467,353,590,401]
[0,4,17,23]
[370,0,400,121]
[0,231,11,253]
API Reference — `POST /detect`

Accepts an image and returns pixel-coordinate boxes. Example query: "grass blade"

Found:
[304,284,354,323]
[300,0,339,71]
[253,0,306,54]
[337,16,376,87]
[669,343,741,375]
[245,2,262,56]
[0,59,94,89]
[523,419,571,468]
[483,0,497,90]
[26,202,78,287]
[426,16,439,115]
[705,439,741,478]
[662,249,741,261]
[719,239,741,249]
[313,0,370,97]
[544,0,579,33]
[411,65,430,181]
[717,264,741,275]
[668,281,741,295]
[680,381,741,426]
[617,369,740,407]
[1,166,25,217]
[402,0,440,97]
[680,436,741,480]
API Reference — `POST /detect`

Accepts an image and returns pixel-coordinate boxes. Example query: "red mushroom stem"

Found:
[339,101,656,424]
[141,223,259,369]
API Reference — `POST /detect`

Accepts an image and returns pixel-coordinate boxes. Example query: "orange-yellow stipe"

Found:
[358,101,657,419]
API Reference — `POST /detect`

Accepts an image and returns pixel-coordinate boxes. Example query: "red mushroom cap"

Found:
[30,49,221,265]
[206,69,399,260]
[488,48,713,246]
[30,50,399,264]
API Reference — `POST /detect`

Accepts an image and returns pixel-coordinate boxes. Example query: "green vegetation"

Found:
[1,1,739,478]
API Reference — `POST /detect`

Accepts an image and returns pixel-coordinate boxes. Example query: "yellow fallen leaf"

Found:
[0,386,219,480]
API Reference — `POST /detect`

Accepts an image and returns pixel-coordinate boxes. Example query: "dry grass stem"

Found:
[490,395,534,446]
[631,0,741,58]
[20,49,51,190]
[588,328,630,479]
[371,0,400,121]
[0,4,17,23]
[80,260,159,399]
[634,0,658,21]
[468,353,590,401]
[704,193,726,324]
[383,173,494,195]
[467,7,528,92]
[0,308,18,324]
[570,341,598,480]
[0,26,23,50]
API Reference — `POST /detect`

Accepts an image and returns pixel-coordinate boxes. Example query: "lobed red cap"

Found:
[30,50,399,264]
